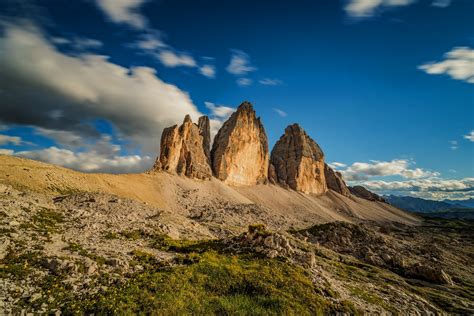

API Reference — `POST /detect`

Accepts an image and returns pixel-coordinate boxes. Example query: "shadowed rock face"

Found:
[154,115,212,180]
[324,164,351,197]
[349,185,387,203]
[198,116,211,163]
[269,124,327,194]
[211,101,269,186]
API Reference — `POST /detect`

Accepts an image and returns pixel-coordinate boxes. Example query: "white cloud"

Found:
[34,128,84,148]
[345,0,415,18]
[450,140,458,150]
[96,0,148,29]
[0,149,14,155]
[0,22,203,158]
[226,50,257,75]
[53,36,103,50]
[158,50,196,68]
[329,162,347,169]
[236,78,252,86]
[419,47,474,84]
[272,108,287,117]
[135,34,166,50]
[464,130,474,142]
[14,146,153,173]
[431,0,451,7]
[340,159,439,181]
[361,177,474,200]
[204,102,236,139]
[0,134,25,146]
[205,102,235,119]
[199,65,216,78]
[260,78,282,86]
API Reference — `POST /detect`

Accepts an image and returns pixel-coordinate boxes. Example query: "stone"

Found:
[324,164,351,197]
[269,124,327,194]
[198,116,211,163]
[211,101,269,185]
[349,185,387,203]
[154,115,212,180]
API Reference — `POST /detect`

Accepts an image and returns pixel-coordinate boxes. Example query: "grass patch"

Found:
[53,251,358,315]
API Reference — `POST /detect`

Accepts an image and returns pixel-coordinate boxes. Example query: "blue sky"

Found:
[0,0,473,200]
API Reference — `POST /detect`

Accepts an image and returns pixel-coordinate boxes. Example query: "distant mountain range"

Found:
[385,195,474,220]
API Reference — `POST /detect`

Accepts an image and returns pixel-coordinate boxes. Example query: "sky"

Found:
[0,0,473,200]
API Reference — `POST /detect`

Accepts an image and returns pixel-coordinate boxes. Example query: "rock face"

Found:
[198,116,211,163]
[349,185,386,203]
[324,164,351,197]
[154,115,212,180]
[269,124,327,194]
[211,101,269,186]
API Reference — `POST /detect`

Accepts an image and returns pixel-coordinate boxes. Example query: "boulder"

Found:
[211,101,269,185]
[269,124,327,194]
[154,115,212,180]
[324,164,351,197]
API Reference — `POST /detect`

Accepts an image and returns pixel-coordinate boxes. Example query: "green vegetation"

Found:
[0,250,41,280]
[19,208,64,236]
[52,251,357,315]
[64,242,106,265]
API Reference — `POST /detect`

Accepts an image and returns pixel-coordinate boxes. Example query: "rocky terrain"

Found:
[1,101,472,314]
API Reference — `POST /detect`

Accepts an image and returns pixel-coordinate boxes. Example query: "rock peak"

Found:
[211,101,269,186]
[269,124,327,194]
[237,101,254,112]
[154,115,212,180]
[183,114,192,124]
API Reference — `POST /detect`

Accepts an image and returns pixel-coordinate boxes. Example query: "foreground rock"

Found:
[211,102,269,185]
[349,185,386,203]
[269,124,327,194]
[154,115,212,180]
[324,164,351,197]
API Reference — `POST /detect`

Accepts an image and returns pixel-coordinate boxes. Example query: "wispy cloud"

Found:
[204,102,236,138]
[329,162,347,169]
[272,108,287,117]
[345,0,415,18]
[199,65,216,78]
[464,130,474,142]
[418,47,474,84]
[431,0,451,8]
[236,78,252,86]
[0,134,27,146]
[450,140,458,150]
[52,37,103,50]
[158,50,196,68]
[260,78,282,86]
[226,50,257,76]
[95,0,148,29]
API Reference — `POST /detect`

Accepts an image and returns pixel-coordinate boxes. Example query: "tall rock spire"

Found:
[211,101,269,186]
[269,124,327,194]
[153,115,212,180]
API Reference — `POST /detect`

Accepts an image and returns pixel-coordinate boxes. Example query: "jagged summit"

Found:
[153,114,212,180]
[152,101,383,202]
[269,123,327,194]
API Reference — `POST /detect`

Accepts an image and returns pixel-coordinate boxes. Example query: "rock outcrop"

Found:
[324,164,351,197]
[198,116,211,163]
[269,124,327,194]
[349,185,386,203]
[211,101,269,186]
[154,115,212,180]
